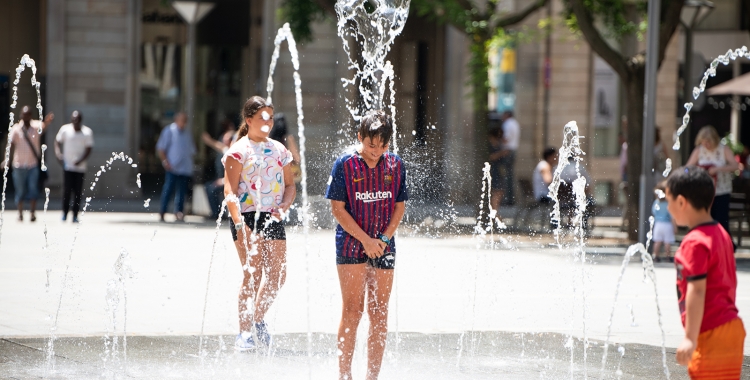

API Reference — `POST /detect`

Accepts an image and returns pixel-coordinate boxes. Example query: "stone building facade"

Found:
[10,0,745,215]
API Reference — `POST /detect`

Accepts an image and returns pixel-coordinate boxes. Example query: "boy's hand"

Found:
[676,337,696,365]
[362,237,385,258]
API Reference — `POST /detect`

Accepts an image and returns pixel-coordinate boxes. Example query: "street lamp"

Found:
[172,1,215,130]
[680,0,713,159]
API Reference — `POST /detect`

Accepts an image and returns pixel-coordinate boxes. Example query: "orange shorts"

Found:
[688,317,746,379]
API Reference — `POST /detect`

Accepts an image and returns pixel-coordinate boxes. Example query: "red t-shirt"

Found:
[674,222,738,332]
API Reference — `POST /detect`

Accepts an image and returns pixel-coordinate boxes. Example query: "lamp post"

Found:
[680,0,714,160]
[638,0,661,244]
[172,1,215,129]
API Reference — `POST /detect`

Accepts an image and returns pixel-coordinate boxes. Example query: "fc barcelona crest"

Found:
[384,175,393,185]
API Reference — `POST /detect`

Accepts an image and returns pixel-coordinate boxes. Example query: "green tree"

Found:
[564,0,683,241]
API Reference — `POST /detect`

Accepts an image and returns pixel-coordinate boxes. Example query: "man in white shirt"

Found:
[501,110,520,205]
[55,110,93,223]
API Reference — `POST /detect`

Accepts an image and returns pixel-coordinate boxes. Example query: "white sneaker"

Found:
[234,332,256,351]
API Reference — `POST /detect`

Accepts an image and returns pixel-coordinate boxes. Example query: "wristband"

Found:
[377,233,390,245]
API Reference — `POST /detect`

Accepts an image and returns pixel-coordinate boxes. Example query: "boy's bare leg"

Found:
[17,200,24,219]
[252,240,287,324]
[234,227,262,333]
[653,241,662,260]
[366,266,394,380]
[665,244,671,259]
[337,264,367,380]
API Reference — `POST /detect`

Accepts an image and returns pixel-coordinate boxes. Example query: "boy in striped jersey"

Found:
[326,111,408,380]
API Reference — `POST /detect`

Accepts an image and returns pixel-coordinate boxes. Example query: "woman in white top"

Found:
[686,125,738,236]
[223,96,295,350]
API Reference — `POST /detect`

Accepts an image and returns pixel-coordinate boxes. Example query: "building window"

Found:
[592,55,622,157]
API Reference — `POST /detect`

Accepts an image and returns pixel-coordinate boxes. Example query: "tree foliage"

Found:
[279,0,329,43]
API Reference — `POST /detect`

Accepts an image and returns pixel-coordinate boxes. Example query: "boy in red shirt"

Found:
[666,166,745,379]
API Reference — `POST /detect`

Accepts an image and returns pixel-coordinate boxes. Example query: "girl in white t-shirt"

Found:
[223,96,295,350]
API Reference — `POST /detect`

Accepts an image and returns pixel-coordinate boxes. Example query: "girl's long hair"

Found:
[237,96,273,139]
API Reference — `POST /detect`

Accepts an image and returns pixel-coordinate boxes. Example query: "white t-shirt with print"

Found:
[55,123,94,173]
[222,136,292,213]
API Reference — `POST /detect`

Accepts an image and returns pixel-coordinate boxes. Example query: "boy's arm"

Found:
[381,201,405,240]
[331,200,384,259]
[676,278,707,365]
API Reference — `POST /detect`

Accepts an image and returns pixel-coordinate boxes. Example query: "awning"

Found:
[706,72,750,96]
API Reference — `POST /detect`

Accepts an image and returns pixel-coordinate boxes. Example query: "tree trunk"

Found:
[471,34,490,166]
[624,66,645,241]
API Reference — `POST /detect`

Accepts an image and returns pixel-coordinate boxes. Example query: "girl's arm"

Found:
[686,148,700,166]
[381,202,406,240]
[331,200,384,258]
[272,165,296,220]
[223,156,244,224]
[676,279,707,365]
[721,145,740,172]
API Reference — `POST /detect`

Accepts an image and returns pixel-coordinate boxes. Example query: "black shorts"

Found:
[336,252,396,270]
[230,212,286,241]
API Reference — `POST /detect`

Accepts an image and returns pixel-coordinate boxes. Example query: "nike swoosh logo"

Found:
[362,199,384,203]
[353,178,364,183]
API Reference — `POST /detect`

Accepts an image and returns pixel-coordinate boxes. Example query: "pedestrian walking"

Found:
[651,181,674,262]
[156,112,195,222]
[326,111,408,380]
[1,105,54,222]
[488,125,508,213]
[201,118,236,220]
[54,110,93,223]
[269,113,302,183]
[500,110,519,205]
[224,96,295,350]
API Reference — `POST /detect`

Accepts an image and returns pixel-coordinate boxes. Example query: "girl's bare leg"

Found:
[337,264,367,380]
[234,226,262,333]
[252,239,287,324]
[365,266,394,380]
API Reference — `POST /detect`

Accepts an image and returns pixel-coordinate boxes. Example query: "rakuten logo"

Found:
[355,191,393,203]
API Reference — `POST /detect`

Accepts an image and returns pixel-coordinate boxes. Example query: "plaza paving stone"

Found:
[1,211,749,378]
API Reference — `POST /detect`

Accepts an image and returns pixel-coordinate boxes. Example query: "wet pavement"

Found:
[2,332,735,379]
[2,211,750,379]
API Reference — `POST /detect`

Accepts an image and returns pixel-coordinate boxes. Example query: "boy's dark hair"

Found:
[358,110,393,146]
[543,147,557,161]
[666,166,715,211]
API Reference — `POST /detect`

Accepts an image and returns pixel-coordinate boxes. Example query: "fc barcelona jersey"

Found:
[325,151,408,258]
